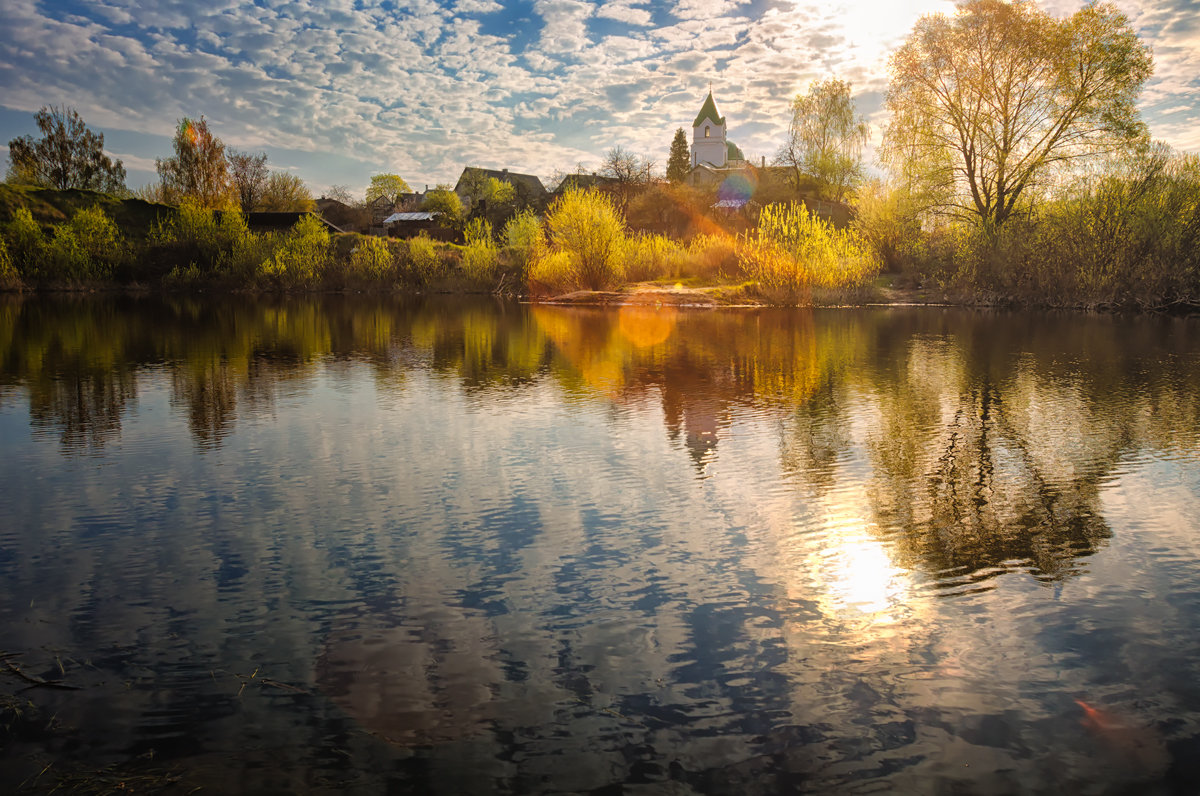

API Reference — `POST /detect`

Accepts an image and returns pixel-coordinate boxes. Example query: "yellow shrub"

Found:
[739,202,879,304]
[461,218,498,284]
[406,235,443,283]
[348,235,396,281]
[259,214,331,288]
[534,188,627,291]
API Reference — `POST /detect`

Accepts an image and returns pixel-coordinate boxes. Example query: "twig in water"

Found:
[4,660,81,691]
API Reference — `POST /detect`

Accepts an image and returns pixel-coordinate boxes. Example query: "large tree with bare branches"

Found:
[882,0,1152,228]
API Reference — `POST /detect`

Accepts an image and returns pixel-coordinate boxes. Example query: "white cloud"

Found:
[0,0,1195,193]
[596,0,654,27]
[454,0,503,12]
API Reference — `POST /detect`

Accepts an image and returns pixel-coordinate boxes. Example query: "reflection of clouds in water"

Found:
[1,301,1200,791]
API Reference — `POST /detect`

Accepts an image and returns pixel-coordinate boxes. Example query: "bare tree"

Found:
[227,149,268,212]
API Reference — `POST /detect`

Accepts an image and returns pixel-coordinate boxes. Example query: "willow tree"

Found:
[883,0,1152,228]
[777,78,868,201]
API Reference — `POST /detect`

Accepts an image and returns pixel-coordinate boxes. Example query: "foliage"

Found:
[502,210,543,274]
[883,0,1153,229]
[156,117,231,208]
[4,207,49,276]
[421,187,464,228]
[461,218,499,284]
[623,233,684,282]
[530,188,627,293]
[405,234,443,283]
[852,178,928,277]
[949,146,1200,306]
[684,234,740,281]
[0,235,17,289]
[259,214,331,287]
[365,174,411,206]
[776,79,868,201]
[739,202,879,304]
[667,128,691,184]
[227,149,269,212]
[147,199,270,281]
[260,172,315,211]
[346,234,397,282]
[6,106,127,193]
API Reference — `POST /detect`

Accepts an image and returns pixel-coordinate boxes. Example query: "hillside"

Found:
[0,184,174,238]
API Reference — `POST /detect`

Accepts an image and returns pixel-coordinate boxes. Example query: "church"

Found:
[690,90,745,169]
[688,90,750,189]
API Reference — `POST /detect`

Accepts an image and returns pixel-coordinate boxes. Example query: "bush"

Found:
[405,234,443,284]
[4,207,49,278]
[683,234,740,281]
[347,235,397,282]
[623,233,682,282]
[0,236,19,289]
[150,200,254,277]
[532,188,627,292]
[502,210,543,276]
[739,202,879,304]
[461,218,498,285]
[259,214,331,288]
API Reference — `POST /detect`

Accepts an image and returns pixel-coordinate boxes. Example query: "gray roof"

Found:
[454,166,547,197]
[383,212,436,223]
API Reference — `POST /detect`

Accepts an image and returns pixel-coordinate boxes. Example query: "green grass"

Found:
[0,184,173,239]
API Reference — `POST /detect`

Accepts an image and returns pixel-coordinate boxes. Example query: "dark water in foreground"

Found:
[1,295,1200,794]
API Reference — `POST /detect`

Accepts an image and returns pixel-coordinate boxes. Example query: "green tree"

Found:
[227,149,268,212]
[421,187,464,228]
[6,106,127,193]
[883,0,1152,228]
[776,79,868,201]
[156,117,231,208]
[260,171,315,211]
[666,128,690,183]
[365,174,411,206]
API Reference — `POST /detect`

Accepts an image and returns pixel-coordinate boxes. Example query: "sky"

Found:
[1,0,1197,198]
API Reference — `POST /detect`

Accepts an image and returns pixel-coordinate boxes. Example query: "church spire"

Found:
[693,90,725,128]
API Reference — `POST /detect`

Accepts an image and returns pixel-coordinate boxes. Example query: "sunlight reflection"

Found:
[818,519,910,618]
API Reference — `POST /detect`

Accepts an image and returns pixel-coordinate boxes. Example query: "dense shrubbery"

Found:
[739,202,879,304]
[857,149,1200,308]
[461,218,498,284]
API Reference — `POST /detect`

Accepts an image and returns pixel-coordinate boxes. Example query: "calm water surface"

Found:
[1,295,1199,794]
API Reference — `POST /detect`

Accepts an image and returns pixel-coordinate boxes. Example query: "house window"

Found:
[705,126,709,138]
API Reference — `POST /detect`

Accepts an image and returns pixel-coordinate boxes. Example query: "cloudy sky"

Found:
[1,0,1197,197]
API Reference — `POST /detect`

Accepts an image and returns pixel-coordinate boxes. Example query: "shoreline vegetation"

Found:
[2,180,1197,314]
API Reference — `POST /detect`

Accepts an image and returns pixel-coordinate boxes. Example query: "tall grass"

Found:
[739,202,879,304]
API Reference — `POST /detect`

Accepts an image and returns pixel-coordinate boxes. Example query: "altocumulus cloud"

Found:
[0,0,1195,194]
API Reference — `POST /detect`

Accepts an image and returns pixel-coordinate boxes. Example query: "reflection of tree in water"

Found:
[29,366,137,450]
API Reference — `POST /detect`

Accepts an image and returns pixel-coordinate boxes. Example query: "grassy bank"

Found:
[0,186,882,305]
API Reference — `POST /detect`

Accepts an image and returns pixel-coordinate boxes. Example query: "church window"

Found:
[705,126,709,138]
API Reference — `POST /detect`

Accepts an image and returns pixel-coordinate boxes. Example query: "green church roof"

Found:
[693,91,725,128]
[727,141,744,161]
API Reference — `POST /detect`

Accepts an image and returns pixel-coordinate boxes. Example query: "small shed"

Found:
[383,211,452,240]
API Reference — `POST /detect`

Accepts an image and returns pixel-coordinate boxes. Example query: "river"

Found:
[1,295,1198,794]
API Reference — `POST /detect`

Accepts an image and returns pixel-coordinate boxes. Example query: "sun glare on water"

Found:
[817,519,911,617]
